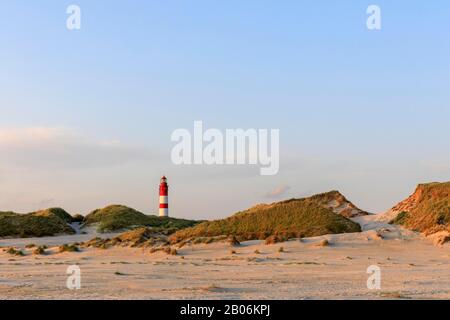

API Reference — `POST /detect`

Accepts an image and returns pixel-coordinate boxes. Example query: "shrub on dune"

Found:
[58,244,80,253]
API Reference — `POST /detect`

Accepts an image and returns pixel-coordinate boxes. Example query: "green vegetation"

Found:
[6,247,24,256]
[33,208,73,223]
[58,244,80,253]
[389,211,409,225]
[83,205,200,233]
[83,237,111,249]
[114,227,165,247]
[84,227,170,249]
[0,208,75,238]
[389,182,450,235]
[72,214,85,223]
[33,246,47,255]
[170,197,361,243]
[175,235,229,246]
[0,204,198,238]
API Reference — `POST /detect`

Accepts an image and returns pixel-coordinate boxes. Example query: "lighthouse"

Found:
[159,176,169,217]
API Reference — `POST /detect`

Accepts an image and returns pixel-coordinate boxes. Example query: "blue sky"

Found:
[0,1,449,219]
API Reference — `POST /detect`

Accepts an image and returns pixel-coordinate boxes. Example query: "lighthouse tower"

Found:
[159,176,169,217]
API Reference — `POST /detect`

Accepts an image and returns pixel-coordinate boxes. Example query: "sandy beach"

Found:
[0,215,449,300]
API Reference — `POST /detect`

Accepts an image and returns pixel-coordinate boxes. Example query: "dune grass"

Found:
[33,246,47,255]
[6,247,24,256]
[0,208,75,238]
[389,182,450,234]
[83,205,200,233]
[32,208,74,223]
[170,198,361,243]
[58,244,80,253]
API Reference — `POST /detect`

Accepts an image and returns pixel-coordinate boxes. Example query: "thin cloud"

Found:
[0,127,71,145]
[264,185,291,199]
[0,126,160,170]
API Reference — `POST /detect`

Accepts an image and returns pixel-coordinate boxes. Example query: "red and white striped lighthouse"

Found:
[159,176,169,217]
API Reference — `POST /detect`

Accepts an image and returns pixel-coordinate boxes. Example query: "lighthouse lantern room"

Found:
[159,176,169,217]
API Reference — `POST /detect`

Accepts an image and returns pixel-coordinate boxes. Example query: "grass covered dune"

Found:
[170,197,362,243]
[0,208,76,238]
[0,205,201,238]
[0,190,370,240]
[389,182,450,235]
[83,205,200,233]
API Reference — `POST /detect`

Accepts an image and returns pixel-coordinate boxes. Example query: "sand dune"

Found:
[1,214,449,300]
